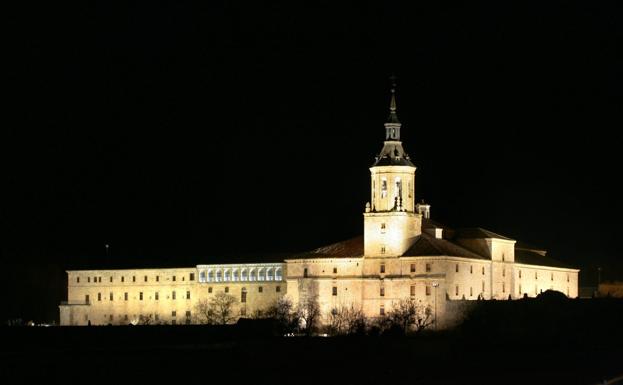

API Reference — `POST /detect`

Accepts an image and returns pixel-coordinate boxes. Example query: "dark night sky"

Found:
[3,1,622,322]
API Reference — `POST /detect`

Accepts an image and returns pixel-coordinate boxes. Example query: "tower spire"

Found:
[385,76,401,139]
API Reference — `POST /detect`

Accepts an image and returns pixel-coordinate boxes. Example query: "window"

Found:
[276,286,281,292]
[124,314,128,321]
[109,314,113,322]
[85,294,90,303]
[155,314,159,321]
[121,276,125,283]
[156,276,160,282]
[132,276,136,282]
[470,265,473,274]
[410,285,415,297]
[519,270,522,279]
[303,268,308,278]
[172,275,176,282]
[98,293,102,301]
[426,263,431,272]
[381,178,387,198]
[519,284,522,295]
[408,181,412,198]
[482,266,485,275]
[456,264,459,273]
[426,286,431,296]
[380,223,386,233]
[455,286,459,296]
[567,274,569,282]
[190,273,195,281]
[124,292,128,301]
[109,276,113,283]
[172,311,176,317]
[144,276,147,282]
[380,246,386,254]
[171,320,177,325]
[139,292,143,301]
[333,267,337,274]
[410,264,416,273]
[87,277,90,283]
[394,177,402,202]
[535,272,538,279]
[185,311,191,318]
[186,291,191,299]
[155,292,159,300]
[380,305,385,316]
[380,287,385,297]
[332,287,337,296]
[77,277,80,283]
[172,291,176,300]
[225,287,229,293]
[208,287,213,294]
[257,286,262,293]
[502,253,505,262]
[502,282,506,293]
[551,273,554,281]
[380,264,385,273]
[109,292,113,301]
[502,268,506,277]
[241,288,247,303]
[470,287,473,297]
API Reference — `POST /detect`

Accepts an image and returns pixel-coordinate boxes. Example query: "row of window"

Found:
[85,290,192,303]
[199,269,282,283]
[77,273,195,284]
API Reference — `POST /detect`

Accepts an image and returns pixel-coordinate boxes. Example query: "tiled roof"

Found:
[403,233,488,260]
[514,249,572,269]
[455,227,514,241]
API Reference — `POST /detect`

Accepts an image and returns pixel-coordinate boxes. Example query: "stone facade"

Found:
[59,85,579,327]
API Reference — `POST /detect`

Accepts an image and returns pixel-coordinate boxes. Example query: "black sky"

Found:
[3,1,622,322]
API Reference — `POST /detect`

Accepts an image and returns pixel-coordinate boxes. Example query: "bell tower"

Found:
[364,79,421,257]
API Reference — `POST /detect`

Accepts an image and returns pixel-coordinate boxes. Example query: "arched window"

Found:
[224,270,231,282]
[216,270,222,282]
[199,271,206,283]
[275,268,282,281]
[207,270,214,282]
[266,268,273,281]
[241,269,248,281]
[232,269,239,282]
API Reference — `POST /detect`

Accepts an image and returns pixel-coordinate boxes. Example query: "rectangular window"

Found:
[425,286,431,296]
[535,272,538,279]
[98,292,102,301]
[155,314,159,321]
[519,270,522,279]
[85,294,90,303]
[225,287,229,293]
[380,223,386,233]
[172,311,176,317]
[87,277,90,283]
[470,287,473,297]
[551,273,554,281]
[109,314,113,322]
[303,268,308,278]
[171,320,177,325]
[502,268,505,277]
[156,276,160,282]
[380,246,386,254]
[208,287,213,293]
[381,178,387,198]
[333,267,337,274]
[155,292,159,300]
[124,292,128,301]
[241,291,247,303]
[410,285,415,297]
[257,286,262,293]
[124,314,128,321]
[132,276,136,282]
[470,265,473,274]
[121,276,125,283]
[109,292,113,301]
[186,291,191,299]
[380,306,385,316]
[144,276,148,282]
[410,264,416,273]
[519,284,522,295]
[172,291,176,300]
[482,266,485,275]
[190,273,195,281]
[109,276,113,283]
[426,263,431,272]
[503,282,506,293]
[77,277,80,283]
[456,264,459,273]
[185,311,191,318]
[332,287,337,296]
[380,264,385,273]
[567,274,569,282]
[380,287,385,297]
[455,286,459,296]
[139,292,143,301]
[276,286,281,292]
[98,277,101,283]
[172,275,176,282]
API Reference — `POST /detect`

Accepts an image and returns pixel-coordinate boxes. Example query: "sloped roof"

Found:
[455,227,514,241]
[403,233,488,260]
[514,249,572,269]
[297,235,364,259]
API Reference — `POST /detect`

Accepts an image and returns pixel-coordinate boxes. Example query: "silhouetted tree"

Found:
[326,304,367,336]
[194,292,238,325]
[296,296,321,336]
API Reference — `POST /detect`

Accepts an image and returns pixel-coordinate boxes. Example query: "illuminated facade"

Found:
[59,84,579,326]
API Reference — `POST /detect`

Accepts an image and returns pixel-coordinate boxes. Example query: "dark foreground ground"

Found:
[1,299,622,385]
